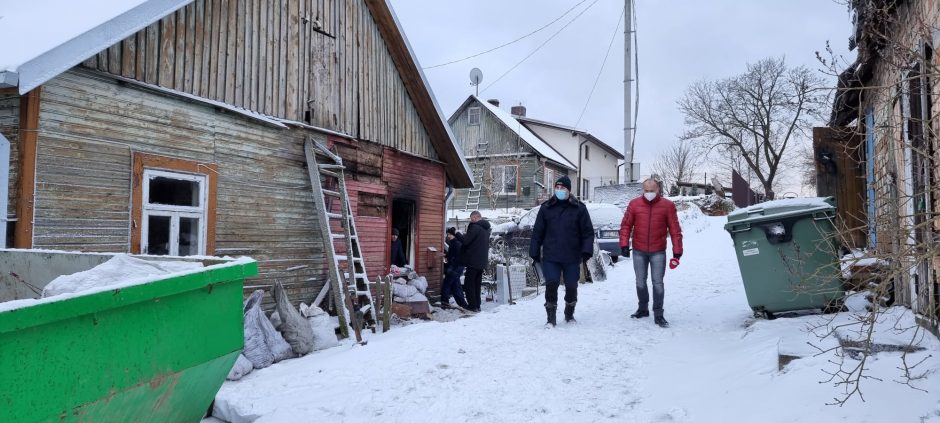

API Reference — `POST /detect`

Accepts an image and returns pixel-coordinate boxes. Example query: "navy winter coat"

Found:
[529,196,595,264]
[446,233,464,268]
[460,219,492,270]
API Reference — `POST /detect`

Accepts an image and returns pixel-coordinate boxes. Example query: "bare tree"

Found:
[678,57,829,199]
[651,140,701,193]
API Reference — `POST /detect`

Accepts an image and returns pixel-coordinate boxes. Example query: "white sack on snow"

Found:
[226,354,254,381]
[393,277,408,285]
[269,311,282,329]
[404,292,428,303]
[392,283,418,298]
[43,254,203,297]
[273,281,315,356]
[243,290,293,367]
[299,303,339,351]
[242,291,275,369]
[407,276,428,294]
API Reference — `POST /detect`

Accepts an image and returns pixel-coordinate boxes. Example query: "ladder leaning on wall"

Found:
[303,137,378,343]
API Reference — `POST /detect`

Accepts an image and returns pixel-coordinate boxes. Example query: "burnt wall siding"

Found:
[383,149,446,296]
[0,93,18,220]
[34,70,327,306]
[82,0,437,161]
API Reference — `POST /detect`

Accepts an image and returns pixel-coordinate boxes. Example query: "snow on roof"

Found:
[472,96,576,170]
[516,116,625,159]
[0,0,190,93]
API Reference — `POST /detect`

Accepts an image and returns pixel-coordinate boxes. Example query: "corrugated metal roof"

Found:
[471,96,576,170]
[0,0,192,93]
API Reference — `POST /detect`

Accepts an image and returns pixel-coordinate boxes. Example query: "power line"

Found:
[423,0,591,70]
[481,0,601,94]
[574,7,624,128]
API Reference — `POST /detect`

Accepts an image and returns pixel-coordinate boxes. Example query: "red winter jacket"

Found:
[619,194,683,255]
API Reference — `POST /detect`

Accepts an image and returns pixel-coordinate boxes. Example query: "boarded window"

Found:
[468,107,481,126]
[358,192,387,218]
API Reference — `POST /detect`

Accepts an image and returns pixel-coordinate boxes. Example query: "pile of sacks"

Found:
[389,265,431,318]
[227,282,340,381]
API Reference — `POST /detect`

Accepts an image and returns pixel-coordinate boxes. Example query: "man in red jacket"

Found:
[619,179,683,327]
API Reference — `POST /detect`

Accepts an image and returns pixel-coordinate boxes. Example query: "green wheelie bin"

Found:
[0,249,258,422]
[723,197,845,318]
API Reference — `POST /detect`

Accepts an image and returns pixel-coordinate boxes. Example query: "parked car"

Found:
[493,203,626,263]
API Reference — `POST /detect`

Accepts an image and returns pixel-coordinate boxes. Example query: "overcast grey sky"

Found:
[390,0,854,191]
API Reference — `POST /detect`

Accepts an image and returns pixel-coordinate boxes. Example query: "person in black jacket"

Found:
[441,227,470,309]
[390,228,407,268]
[460,211,491,312]
[529,175,595,326]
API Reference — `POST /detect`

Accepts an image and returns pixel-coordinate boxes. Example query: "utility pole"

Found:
[623,0,635,182]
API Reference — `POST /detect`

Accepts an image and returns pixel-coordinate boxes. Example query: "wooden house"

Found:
[447,96,575,210]
[0,0,472,308]
[824,0,938,330]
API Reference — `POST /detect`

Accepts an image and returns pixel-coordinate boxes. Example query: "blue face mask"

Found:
[554,190,568,200]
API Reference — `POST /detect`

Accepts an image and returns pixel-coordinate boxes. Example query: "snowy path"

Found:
[213,214,940,422]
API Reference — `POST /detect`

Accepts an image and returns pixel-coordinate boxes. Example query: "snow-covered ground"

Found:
[210,214,940,422]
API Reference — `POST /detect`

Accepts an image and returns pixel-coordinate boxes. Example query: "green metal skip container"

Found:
[0,249,258,422]
[723,198,844,318]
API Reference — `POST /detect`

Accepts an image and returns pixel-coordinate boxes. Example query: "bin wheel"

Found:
[753,309,775,320]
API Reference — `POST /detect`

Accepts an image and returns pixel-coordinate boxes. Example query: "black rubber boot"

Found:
[564,301,577,322]
[630,308,649,319]
[545,302,557,327]
[654,316,669,328]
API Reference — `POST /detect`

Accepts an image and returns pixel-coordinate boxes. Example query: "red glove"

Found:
[669,257,680,269]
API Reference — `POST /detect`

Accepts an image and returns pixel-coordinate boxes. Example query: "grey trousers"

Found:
[633,251,666,317]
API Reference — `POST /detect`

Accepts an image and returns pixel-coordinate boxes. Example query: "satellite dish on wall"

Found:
[469,68,483,96]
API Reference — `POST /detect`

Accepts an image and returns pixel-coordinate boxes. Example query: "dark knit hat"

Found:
[392,228,399,236]
[555,175,572,191]
[446,227,457,236]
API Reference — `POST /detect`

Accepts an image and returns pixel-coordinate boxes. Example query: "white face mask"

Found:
[644,192,657,201]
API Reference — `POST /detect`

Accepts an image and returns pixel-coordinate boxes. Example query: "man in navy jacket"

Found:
[529,175,595,326]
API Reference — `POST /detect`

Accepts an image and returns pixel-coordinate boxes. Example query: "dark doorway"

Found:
[391,199,416,266]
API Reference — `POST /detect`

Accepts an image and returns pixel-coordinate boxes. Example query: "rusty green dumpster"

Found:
[0,249,258,422]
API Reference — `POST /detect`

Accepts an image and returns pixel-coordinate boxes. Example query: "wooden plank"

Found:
[14,88,40,248]
[262,0,273,115]
[174,8,186,90]
[135,31,146,80]
[275,0,286,117]
[145,22,160,84]
[108,41,122,75]
[194,0,207,97]
[158,15,176,87]
[286,0,300,120]
[234,0,246,107]
[183,3,196,93]
[97,46,108,72]
[246,0,257,111]
[225,0,238,104]
[208,0,221,99]
[216,0,230,101]
[121,37,136,78]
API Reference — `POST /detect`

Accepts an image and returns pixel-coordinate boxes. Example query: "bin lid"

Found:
[726,197,835,224]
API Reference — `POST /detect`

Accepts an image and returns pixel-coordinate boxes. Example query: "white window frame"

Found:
[544,168,555,193]
[492,165,518,196]
[468,106,481,126]
[141,169,208,256]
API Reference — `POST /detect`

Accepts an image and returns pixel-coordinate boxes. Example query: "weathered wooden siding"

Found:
[0,93,18,221]
[449,99,529,157]
[34,69,328,306]
[449,157,546,211]
[81,0,437,161]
